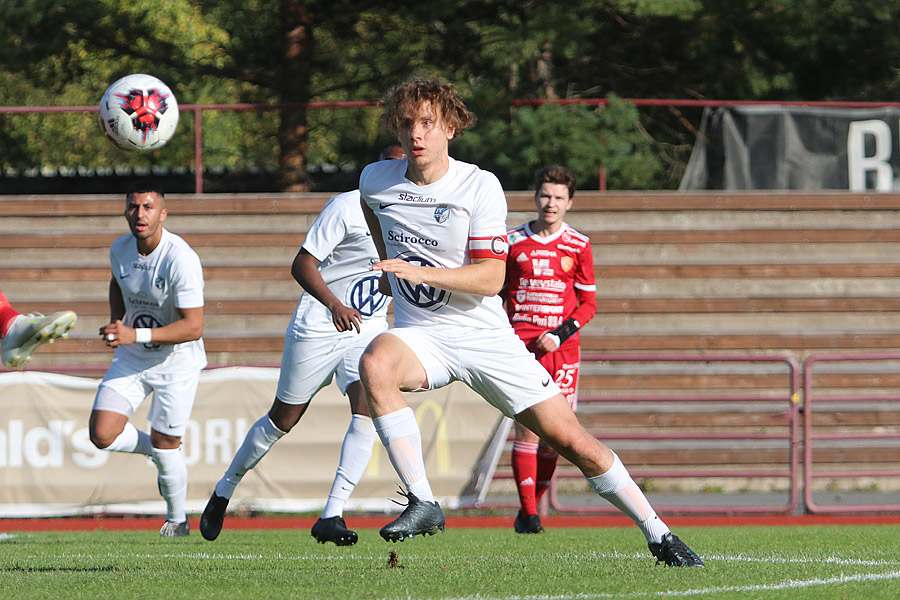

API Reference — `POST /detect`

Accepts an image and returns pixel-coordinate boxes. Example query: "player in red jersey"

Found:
[502,166,597,533]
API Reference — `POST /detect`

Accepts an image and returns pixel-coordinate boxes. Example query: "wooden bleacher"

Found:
[4,190,900,376]
[6,190,900,511]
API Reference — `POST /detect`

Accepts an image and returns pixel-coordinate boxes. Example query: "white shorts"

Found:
[276,320,388,405]
[93,356,201,437]
[384,325,561,417]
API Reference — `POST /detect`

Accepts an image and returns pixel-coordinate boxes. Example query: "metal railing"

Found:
[6,97,900,193]
[471,352,801,515]
[803,352,900,513]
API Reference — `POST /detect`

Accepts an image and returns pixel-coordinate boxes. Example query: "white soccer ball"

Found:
[98,74,179,151]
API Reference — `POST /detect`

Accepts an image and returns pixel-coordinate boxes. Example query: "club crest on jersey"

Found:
[154,276,165,289]
[395,254,450,310]
[348,274,388,317]
[560,256,575,272]
[433,205,450,224]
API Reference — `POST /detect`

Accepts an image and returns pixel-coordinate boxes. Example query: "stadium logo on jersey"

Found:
[397,192,437,203]
[560,256,575,273]
[349,274,388,317]
[433,205,450,224]
[132,313,163,350]
[394,254,450,310]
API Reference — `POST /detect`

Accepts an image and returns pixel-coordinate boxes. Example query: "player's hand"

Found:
[329,303,362,334]
[372,258,426,285]
[534,331,561,353]
[99,320,136,348]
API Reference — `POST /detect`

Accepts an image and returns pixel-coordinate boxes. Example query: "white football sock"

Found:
[373,407,434,502]
[152,446,188,523]
[321,414,377,519]
[215,414,286,499]
[104,422,152,456]
[587,452,671,543]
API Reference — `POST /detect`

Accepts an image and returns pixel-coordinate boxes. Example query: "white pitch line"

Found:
[700,553,900,567]
[552,550,900,568]
[440,570,900,600]
[35,550,900,600]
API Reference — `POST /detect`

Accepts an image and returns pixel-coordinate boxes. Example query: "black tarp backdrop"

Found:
[680,106,900,191]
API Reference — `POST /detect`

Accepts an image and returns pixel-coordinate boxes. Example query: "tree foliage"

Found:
[3,0,900,191]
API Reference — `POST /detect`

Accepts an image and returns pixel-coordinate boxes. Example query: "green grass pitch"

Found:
[2,525,900,599]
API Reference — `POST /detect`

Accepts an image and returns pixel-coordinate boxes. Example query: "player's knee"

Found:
[359,347,393,387]
[89,428,116,449]
[268,398,307,432]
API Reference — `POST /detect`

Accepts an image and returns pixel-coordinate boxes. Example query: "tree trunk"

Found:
[279,0,312,191]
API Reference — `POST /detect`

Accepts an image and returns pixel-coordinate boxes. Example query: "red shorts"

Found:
[536,344,580,411]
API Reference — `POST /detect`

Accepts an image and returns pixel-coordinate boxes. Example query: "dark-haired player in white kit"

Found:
[89,181,206,538]
[358,77,703,566]
[199,143,406,545]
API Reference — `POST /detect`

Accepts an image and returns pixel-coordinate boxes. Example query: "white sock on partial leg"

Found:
[215,414,286,499]
[373,407,434,502]
[152,446,188,523]
[587,452,671,543]
[322,414,377,519]
[104,422,152,456]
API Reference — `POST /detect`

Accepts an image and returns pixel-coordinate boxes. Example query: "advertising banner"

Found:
[0,368,501,516]
[680,105,900,191]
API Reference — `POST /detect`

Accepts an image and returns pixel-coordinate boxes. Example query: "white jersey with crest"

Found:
[359,157,510,329]
[109,228,207,370]
[287,189,391,339]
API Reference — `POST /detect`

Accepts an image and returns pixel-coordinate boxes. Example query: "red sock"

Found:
[511,440,539,515]
[534,447,559,504]
[0,289,21,337]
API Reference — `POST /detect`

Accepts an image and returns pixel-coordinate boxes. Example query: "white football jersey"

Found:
[359,157,510,329]
[287,190,391,339]
[109,228,206,369]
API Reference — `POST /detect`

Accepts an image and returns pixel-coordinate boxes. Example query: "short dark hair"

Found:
[381,77,476,140]
[126,180,165,200]
[378,141,405,161]
[534,166,576,199]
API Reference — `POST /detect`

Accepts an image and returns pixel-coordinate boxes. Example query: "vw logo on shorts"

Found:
[349,274,388,316]
[132,313,163,349]
[395,254,450,310]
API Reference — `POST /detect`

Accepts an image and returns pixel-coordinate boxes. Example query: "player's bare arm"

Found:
[292,248,361,333]
[107,276,126,323]
[373,256,505,297]
[360,198,393,296]
[99,276,126,346]
[101,306,203,348]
